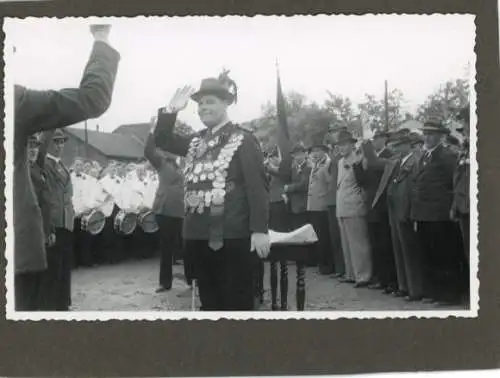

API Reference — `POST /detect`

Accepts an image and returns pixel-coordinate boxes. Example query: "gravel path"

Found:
[71,257,465,312]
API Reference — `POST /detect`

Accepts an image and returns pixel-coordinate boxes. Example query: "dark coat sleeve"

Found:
[15,41,120,139]
[144,132,164,169]
[153,109,192,157]
[239,132,269,234]
[285,166,310,194]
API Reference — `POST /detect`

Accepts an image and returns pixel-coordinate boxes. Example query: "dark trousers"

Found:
[327,205,345,275]
[96,206,123,265]
[368,216,397,289]
[270,201,291,231]
[186,238,258,311]
[38,228,73,311]
[309,210,333,272]
[458,212,470,261]
[156,215,183,288]
[15,271,42,311]
[417,220,468,302]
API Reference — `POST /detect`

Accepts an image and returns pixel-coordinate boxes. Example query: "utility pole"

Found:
[84,120,89,158]
[384,80,389,132]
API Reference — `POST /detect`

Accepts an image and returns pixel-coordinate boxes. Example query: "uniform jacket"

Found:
[307,157,335,212]
[285,161,311,214]
[154,111,269,240]
[411,144,457,222]
[452,147,469,214]
[145,132,185,218]
[44,155,75,231]
[13,41,120,274]
[29,162,54,242]
[324,154,341,207]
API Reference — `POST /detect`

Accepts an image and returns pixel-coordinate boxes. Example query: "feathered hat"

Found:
[191,68,238,105]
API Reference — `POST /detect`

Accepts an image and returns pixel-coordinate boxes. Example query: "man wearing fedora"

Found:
[368,135,427,301]
[336,130,373,287]
[38,129,75,311]
[153,72,270,311]
[306,142,335,274]
[353,131,397,294]
[411,117,467,305]
[13,25,120,311]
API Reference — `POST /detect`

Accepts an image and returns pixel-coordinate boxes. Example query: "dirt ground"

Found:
[71,257,466,312]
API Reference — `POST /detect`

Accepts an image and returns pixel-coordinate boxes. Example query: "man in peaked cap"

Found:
[153,71,270,311]
[13,25,120,311]
[411,117,467,305]
[39,129,75,311]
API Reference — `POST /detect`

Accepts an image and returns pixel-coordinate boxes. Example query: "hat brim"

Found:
[308,145,329,153]
[335,137,357,145]
[191,89,235,104]
[422,126,450,134]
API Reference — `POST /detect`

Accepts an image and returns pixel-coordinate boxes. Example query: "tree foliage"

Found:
[416,78,469,125]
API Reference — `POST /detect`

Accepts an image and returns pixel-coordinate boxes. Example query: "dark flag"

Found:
[276,61,292,158]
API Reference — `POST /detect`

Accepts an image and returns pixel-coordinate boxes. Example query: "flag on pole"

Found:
[276,60,290,141]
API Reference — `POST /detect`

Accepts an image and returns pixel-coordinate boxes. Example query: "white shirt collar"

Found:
[46,153,61,163]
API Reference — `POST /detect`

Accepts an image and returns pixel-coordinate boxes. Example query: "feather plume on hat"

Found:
[218,68,238,104]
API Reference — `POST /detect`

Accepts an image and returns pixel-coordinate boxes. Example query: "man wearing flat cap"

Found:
[153,71,270,311]
[411,117,467,305]
[13,25,120,310]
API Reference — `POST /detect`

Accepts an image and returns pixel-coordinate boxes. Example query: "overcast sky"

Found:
[5,15,475,132]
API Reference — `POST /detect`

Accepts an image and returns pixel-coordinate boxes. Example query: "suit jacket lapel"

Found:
[372,159,398,208]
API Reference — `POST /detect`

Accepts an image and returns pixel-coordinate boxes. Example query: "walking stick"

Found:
[191,279,197,311]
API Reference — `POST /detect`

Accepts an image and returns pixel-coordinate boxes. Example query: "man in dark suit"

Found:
[154,74,270,311]
[284,145,311,231]
[451,106,470,261]
[13,25,120,310]
[370,135,427,301]
[411,118,466,304]
[145,121,186,293]
[354,131,397,294]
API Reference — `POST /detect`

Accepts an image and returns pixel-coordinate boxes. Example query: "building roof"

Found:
[112,123,152,144]
[65,127,145,160]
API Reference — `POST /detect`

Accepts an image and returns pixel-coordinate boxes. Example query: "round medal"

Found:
[193,176,199,183]
[194,164,202,174]
[207,173,215,180]
[200,173,207,181]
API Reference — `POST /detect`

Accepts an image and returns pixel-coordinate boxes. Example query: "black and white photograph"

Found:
[4,14,477,320]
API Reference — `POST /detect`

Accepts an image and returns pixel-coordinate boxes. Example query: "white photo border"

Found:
[3,15,479,321]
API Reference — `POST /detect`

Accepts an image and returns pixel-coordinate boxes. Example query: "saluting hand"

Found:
[251,232,271,259]
[167,85,196,113]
